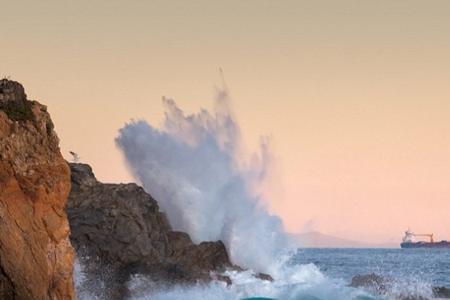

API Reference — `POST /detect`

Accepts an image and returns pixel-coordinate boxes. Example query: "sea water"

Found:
[119,248,450,300]
[293,248,450,288]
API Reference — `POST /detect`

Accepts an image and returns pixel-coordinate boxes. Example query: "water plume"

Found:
[116,86,288,272]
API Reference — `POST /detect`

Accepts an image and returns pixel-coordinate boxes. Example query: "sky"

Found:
[2,0,450,243]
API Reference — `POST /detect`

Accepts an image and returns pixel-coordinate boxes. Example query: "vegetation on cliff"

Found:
[0,79,33,121]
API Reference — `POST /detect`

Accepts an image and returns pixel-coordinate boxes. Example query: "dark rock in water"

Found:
[433,287,450,298]
[350,273,387,293]
[211,273,233,286]
[350,273,450,300]
[255,273,274,282]
[168,231,231,272]
[67,163,233,299]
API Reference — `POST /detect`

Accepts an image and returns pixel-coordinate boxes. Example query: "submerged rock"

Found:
[67,163,233,298]
[432,287,450,298]
[350,273,450,300]
[0,79,75,299]
[350,273,387,294]
[255,273,274,282]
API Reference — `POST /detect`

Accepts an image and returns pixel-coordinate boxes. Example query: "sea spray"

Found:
[116,87,288,272]
[126,263,375,300]
[74,250,441,300]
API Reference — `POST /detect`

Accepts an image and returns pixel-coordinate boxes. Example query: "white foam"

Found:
[74,258,101,300]
[127,262,373,300]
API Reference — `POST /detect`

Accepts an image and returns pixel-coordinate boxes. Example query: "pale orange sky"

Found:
[2,0,450,243]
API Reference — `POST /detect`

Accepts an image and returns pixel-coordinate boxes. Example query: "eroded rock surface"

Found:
[0,79,75,299]
[67,163,232,298]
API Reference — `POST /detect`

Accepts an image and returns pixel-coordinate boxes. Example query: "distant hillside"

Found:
[290,231,398,248]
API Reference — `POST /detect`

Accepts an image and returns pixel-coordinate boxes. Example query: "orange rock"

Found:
[0,79,75,300]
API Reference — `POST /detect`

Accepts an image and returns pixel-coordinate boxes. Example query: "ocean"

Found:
[293,248,450,289]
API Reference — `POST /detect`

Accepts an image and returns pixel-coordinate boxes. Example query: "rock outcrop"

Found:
[67,163,232,299]
[0,79,75,299]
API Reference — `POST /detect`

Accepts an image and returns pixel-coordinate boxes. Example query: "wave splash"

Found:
[126,262,375,300]
[75,252,437,300]
[116,87,288,272]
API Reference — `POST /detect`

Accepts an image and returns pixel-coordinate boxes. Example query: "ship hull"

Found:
[401,241,450,249]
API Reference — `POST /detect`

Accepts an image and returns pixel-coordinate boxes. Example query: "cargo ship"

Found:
[400,230,450,249]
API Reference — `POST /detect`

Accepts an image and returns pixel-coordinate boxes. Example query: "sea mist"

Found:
[116,87,288,272]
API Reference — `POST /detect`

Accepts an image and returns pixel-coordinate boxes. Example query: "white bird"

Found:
[69,151,80,163]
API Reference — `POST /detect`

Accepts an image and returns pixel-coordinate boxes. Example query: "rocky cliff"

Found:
[67,163,232,299]
[0,79,75,299]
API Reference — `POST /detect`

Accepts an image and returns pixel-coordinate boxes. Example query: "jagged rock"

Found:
[68,163,172,265]
[0,80,75,299]
[67,163,232,299]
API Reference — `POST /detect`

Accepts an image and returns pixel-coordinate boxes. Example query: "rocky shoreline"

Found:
[67,162,234,299]
[0,79,268,299]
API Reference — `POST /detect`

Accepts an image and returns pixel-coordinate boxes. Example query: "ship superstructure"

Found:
[401,230,450,249]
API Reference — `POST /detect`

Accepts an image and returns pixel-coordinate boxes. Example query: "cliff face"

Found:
[67,163,231,299]
[0,80,74,299]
